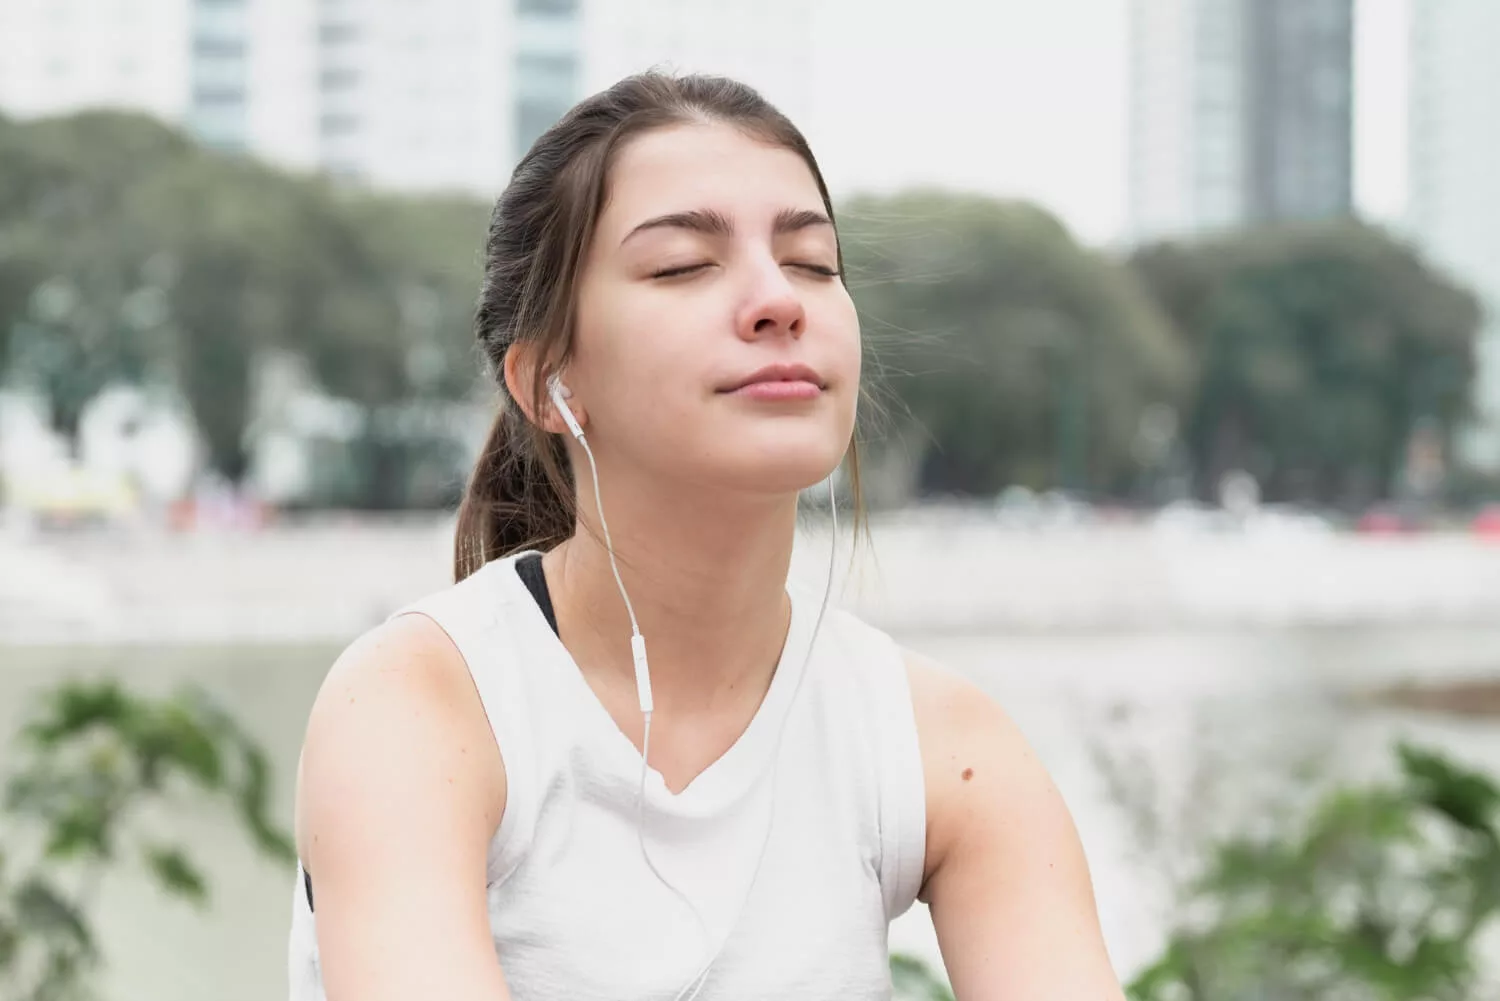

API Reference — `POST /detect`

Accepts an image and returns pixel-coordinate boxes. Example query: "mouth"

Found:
[717,363,827,394]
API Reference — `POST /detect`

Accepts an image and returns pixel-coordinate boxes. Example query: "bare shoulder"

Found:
[903,649,1124,999]
[294,612,506,870]
[901,650,1056,883]
[292,616,514,998]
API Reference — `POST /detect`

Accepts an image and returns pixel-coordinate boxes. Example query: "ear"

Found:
[502,344,586,436]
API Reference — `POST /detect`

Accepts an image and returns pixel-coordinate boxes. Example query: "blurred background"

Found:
[3,0,1500,999]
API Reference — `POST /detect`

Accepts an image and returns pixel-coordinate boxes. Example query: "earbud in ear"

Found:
[547,373,585,440]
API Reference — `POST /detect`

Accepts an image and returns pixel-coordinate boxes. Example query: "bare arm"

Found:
[295,614,512,1001]
[908,652,1125,1001]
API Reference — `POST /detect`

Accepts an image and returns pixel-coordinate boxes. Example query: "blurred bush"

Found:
[890,951,955,1000]
[1130,743,1500,1001]
[0,679,293,1001]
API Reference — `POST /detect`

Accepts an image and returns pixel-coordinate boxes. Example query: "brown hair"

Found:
[454,71,864,582]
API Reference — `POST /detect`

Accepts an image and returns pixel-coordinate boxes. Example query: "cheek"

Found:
[575,303,712,437]
[820,294,863,396]
[822,300,863,450]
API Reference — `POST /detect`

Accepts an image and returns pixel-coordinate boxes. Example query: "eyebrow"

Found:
[620,207,833,247]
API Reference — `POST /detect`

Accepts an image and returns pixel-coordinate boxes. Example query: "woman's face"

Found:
[565,122,861,498]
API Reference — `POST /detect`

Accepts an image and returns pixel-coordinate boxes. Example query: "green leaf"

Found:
[1399,742,1500,836]
[141,844,208,906]
[20,680,131,748]
[233,742,295,863]
[0,915,18,971]
[1133,742,1500,1000]
[156,703,224,786]
[890,952,954,1001]
[14,877,94,955]
[42,804,112,861]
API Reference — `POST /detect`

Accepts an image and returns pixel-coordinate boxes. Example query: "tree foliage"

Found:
[2,112,1488,509]
[0,680,294,1001]
[1130,224,1483,507]
[1131,743,1500,1001]
[0,111,485,497]
[841,191,1188,497]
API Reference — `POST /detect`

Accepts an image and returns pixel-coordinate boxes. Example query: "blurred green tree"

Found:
[0,112,49,371]
[1130,222,1482,507]
[0,679,293,1001]
[1130,743,1500,1001]
[301,192,486,509]
[0,111,486,503]
[0,112,194,450]
[840,191,1188,499]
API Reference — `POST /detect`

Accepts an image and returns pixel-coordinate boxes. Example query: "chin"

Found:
[705,428,849,498]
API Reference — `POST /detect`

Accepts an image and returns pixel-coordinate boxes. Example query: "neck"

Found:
[544,465,800,713]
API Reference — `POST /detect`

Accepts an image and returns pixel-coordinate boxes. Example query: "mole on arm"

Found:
[961,767,974,782]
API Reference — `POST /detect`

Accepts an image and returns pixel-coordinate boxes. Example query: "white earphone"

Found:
[546,369,837,1001]
[548,373,586,442]
[548,372,653,714]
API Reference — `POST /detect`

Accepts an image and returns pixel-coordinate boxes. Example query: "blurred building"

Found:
[308,0,518,192]
[514,0,584,157]
[0,0,317,163]
[0,0,813,197]
[0,0,192,121]
[189,0,321,165]
[1407,1,1500,470]
[187,0,251,151]
[580,0,815,131]
[1128,0,1354,243]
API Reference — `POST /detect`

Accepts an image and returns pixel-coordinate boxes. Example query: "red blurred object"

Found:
[1356,509,1408,535]
[1474,505,1500,539]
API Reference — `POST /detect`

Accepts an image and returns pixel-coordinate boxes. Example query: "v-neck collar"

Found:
[493,552,814,818]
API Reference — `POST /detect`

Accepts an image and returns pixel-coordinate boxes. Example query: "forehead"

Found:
[598,123,827,238]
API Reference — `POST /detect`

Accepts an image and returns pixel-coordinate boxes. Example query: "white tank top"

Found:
[288,551,927,1000]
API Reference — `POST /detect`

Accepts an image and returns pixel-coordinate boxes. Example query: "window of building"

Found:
[195,57,247,91]
[320,112,361,137]
[196,1,247,37]
[194,37,245,59]
[516,51,576,100]
[515,99,567,154]
[319,22,358,46]
[194,85,245,108]
[320,67,359,91]
[514,48,577,152]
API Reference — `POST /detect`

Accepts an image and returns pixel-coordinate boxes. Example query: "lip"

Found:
[717,363,827,394]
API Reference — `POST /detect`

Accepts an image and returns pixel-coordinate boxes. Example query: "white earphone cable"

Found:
[575,432,639,637]
[673,478,839,1001]
[557,378,841,1000]
[575,427,714,959]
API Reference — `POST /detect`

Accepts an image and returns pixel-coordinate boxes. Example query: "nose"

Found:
[734,262,806,342]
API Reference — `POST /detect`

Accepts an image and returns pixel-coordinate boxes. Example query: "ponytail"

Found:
[453,406,575,582]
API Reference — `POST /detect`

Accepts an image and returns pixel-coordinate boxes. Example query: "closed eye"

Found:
[650,261,840,280]
[790,262,841,278]
[650,262,713,280]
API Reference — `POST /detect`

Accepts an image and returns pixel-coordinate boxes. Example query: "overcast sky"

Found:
[804,0,1409,246]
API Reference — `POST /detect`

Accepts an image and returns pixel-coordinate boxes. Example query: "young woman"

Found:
[289,72,1124,1001]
